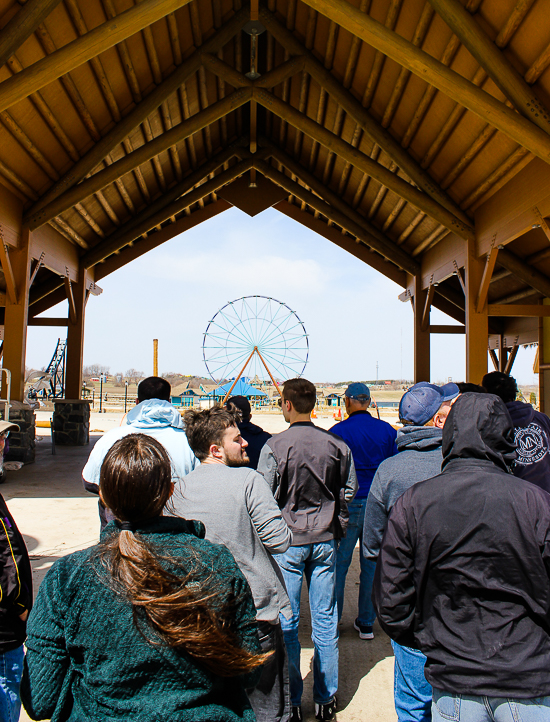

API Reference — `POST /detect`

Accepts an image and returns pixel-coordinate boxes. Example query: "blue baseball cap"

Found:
[345,382,371,399]
[399,382,460,426]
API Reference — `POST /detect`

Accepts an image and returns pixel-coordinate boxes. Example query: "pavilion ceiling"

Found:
[0,0,549,346]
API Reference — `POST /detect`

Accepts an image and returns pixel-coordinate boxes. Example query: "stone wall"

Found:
[2,403,35,464]
[53,400,90,446]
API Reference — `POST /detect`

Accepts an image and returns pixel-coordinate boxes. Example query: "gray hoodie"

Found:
[362,425,443,560]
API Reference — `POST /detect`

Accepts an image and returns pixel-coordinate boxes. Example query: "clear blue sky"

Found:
[27,206,537,385]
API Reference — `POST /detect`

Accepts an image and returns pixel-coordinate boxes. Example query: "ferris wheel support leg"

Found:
[222,347,257,405]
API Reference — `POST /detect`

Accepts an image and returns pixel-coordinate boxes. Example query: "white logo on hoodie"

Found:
[514,423,549,465]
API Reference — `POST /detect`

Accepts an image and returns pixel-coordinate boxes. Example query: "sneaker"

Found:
[354,619,374,640]
[315,698,337,720]
[290,706,303,722]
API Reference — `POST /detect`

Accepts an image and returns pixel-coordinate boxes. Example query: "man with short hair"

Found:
[483,371,550,494]
[330,382,397,641]
[82,376,198,528]
[258,378,357,722]
[172,405,292,722]
[373,392,550,722]
[226,395,271,470]
[363,381,459,722]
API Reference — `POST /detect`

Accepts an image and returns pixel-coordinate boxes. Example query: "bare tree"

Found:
[83,364,110,380]
[125,369,144,385]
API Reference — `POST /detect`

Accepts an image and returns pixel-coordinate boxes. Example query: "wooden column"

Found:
[539,299,550,413]
[2,228,31,401]
[465,236,488,383]
[64,267,87,400]
[414,275,430,382]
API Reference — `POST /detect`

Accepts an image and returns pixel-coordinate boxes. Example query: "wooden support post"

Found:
[539,300,550,413]
[64,266,87,400]
[466,236,488,383]
[2,227,31,401]
[297,0,550,164]
[414,275,430,382]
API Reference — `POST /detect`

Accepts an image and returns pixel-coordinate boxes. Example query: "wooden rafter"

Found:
[0,0,198,114]
[26,89,253,229]
[427,0,550,136]
[259,8,471,227]
[254,159,419,275]
[0,0,65,70]
[252,89,473,239]
[488,305,550,317]
[497,247,550,299]
[297,0,550,165]
[23,8,248,220]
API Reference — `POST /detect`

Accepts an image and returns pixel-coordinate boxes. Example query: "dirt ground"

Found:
[7,415,397,722]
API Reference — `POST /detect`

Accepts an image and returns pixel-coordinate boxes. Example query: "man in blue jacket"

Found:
[330,382,397,641]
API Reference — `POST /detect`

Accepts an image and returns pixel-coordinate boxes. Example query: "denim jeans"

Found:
[0,645,24,722]
[247,620,290,722]
[335,499,376,626]
[432,689,550,721]
[277,541,338,706]
[392,641,432,721]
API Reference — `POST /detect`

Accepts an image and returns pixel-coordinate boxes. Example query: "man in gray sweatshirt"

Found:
[171,406,292,722]
[363,382,459,722]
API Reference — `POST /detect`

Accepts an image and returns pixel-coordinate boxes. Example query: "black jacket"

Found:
[0,493,32,652]
[507,400,550,494]
[238,420,271,470]
[257,422,358,544]
[373,393,550,698]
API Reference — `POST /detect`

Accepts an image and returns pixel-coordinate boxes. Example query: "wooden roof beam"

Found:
[496,246,550,299]
[252,88,474,240]
[426,0,550,136]
[0,0,64,70]
[25,89,253,229]
[298,0,550,165]
[83,142,246,267]
[0,0,199,114]
[81,159,256,268]
[24,8,248,219]
[259,8,471,227]
[258,139,418,274]
[254,159,420,275]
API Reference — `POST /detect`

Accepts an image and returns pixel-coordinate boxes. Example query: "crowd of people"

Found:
[1,370,550,722]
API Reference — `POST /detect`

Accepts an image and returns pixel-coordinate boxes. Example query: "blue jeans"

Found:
[277,541,338,706]
[0,645,24,722]
[432,689,550,721]
[392,641,432,721]
[335,499,376,626]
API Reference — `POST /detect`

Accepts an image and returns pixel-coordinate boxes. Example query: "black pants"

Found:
[247,620,291,722]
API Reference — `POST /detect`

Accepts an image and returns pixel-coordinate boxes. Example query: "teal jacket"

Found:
[21,518,260,722]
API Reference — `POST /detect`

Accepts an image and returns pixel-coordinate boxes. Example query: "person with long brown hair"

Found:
[21,433,265,721]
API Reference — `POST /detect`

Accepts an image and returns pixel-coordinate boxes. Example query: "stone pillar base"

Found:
[3,402,35,464]
[53,399,91,446]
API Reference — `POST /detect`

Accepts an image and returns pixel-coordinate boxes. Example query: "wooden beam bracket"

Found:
[421,283,435,332]
[64,271,77,324]
[0,239,17,304]
[504,343,520,375]
[29,252,45,289]
[476,246,499,313]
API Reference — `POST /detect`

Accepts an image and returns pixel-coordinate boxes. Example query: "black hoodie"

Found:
[373,393,550,698]
[506,400,550,494]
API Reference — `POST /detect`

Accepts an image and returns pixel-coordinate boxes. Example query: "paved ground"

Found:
[5,416,397,721]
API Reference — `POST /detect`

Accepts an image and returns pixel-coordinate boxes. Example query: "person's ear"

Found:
[210,443,224,459]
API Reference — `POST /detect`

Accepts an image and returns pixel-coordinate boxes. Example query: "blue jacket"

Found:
[331,410,397,499]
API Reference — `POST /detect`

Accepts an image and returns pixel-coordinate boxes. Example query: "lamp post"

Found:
[99,375,105,413]
[124,380,128,413]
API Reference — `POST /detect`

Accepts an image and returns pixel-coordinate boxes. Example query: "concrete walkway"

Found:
[4,425,397,722]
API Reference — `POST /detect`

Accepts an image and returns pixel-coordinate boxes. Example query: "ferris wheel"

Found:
[203,296,309,386]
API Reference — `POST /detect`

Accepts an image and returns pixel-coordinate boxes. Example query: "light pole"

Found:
[124,380,128,413]
[99,374,105,413]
